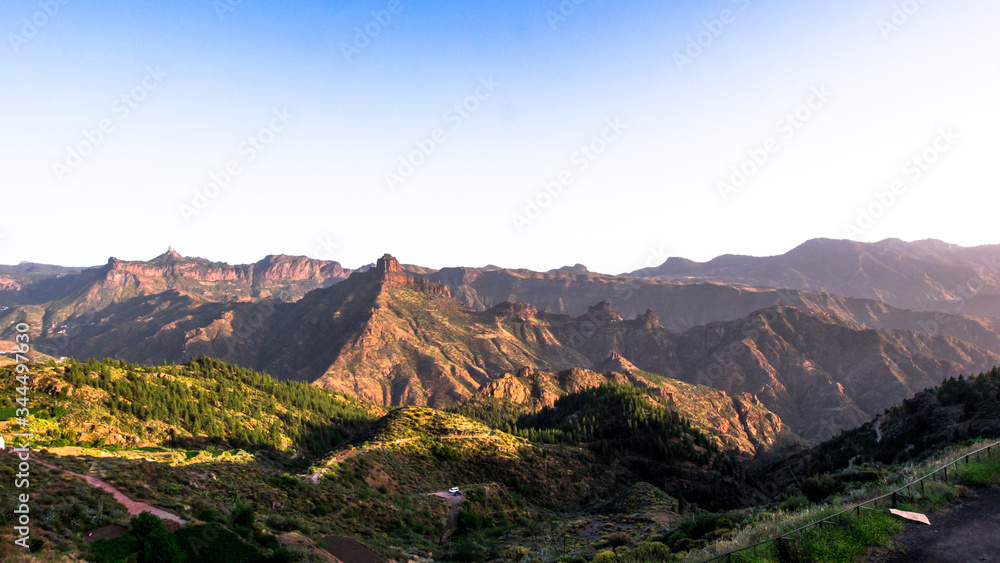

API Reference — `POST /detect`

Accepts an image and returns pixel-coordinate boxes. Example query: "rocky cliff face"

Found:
[103,250,351,288]
[370,254,450,297]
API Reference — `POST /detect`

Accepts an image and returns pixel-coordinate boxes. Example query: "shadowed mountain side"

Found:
[626,238,1000,318]
[464,366,796,456]
[412,265,1000,355]
[265,268,998,442]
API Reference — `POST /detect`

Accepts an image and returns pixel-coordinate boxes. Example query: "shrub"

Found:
[778,495,810,512]
[617,542,678,562]
[131,512,185,562]
[800,473,838,503]
[502,545,531,562]
[607,531,630,547]
[265,515,303,533]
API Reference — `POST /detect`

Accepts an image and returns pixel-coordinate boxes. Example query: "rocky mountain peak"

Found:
[375,254,403,277]
[639,308,661,328]
[367,254,451,298]
[550,264,589,274]
[597,350,639,374]
[582,301,623,323]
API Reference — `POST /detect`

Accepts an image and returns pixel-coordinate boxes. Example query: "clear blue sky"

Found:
[2,0,998,273]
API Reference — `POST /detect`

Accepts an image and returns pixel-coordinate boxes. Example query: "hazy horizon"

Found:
[3,0,998,273]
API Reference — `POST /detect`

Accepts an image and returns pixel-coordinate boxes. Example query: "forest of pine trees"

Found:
[58,357,376,454]
[455,383,743,481]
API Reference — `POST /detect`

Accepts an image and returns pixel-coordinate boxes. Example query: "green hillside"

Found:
[0,357,377,455]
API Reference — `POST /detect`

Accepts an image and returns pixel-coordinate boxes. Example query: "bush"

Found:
[197,509,219,523]
[452,538,487,562]
[502,545,531,562]
[607,531,631,547]
[253,531,281,551]
[778,495,810,512]
[131,512,186,562]
[230,503,256,537]
[265,515,303,533]
[800,473,838,503]
[616,542,678,562]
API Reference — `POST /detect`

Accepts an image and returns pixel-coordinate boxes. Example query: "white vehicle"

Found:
[448,487,462,495]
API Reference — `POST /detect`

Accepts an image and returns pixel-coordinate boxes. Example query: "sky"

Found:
[2,0,999,274]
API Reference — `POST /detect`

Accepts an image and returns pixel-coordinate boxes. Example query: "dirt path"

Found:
[34,458,186,525]
[311,436,489,483]
[429,491,464,532]
[877,486,1000,562]
[310,443,383,483]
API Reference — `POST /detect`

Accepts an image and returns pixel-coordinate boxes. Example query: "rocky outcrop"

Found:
[104,251,350,286]
[596,351,639,374]
[475,373,533,404]
[369,254,450,297]
[488,301,538,321]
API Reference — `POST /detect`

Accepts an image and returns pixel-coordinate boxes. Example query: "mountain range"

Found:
[4,239,1000,444]
[5,238,1000,561]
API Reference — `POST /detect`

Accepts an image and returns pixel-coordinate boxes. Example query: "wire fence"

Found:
[700,439,1000,562]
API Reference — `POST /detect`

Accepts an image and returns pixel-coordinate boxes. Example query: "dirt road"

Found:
[429,491,464,532]
[879,486,1000,562]
[34,457,186,524]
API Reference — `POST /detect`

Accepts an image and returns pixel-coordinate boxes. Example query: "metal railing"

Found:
[700,439,1000,562]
